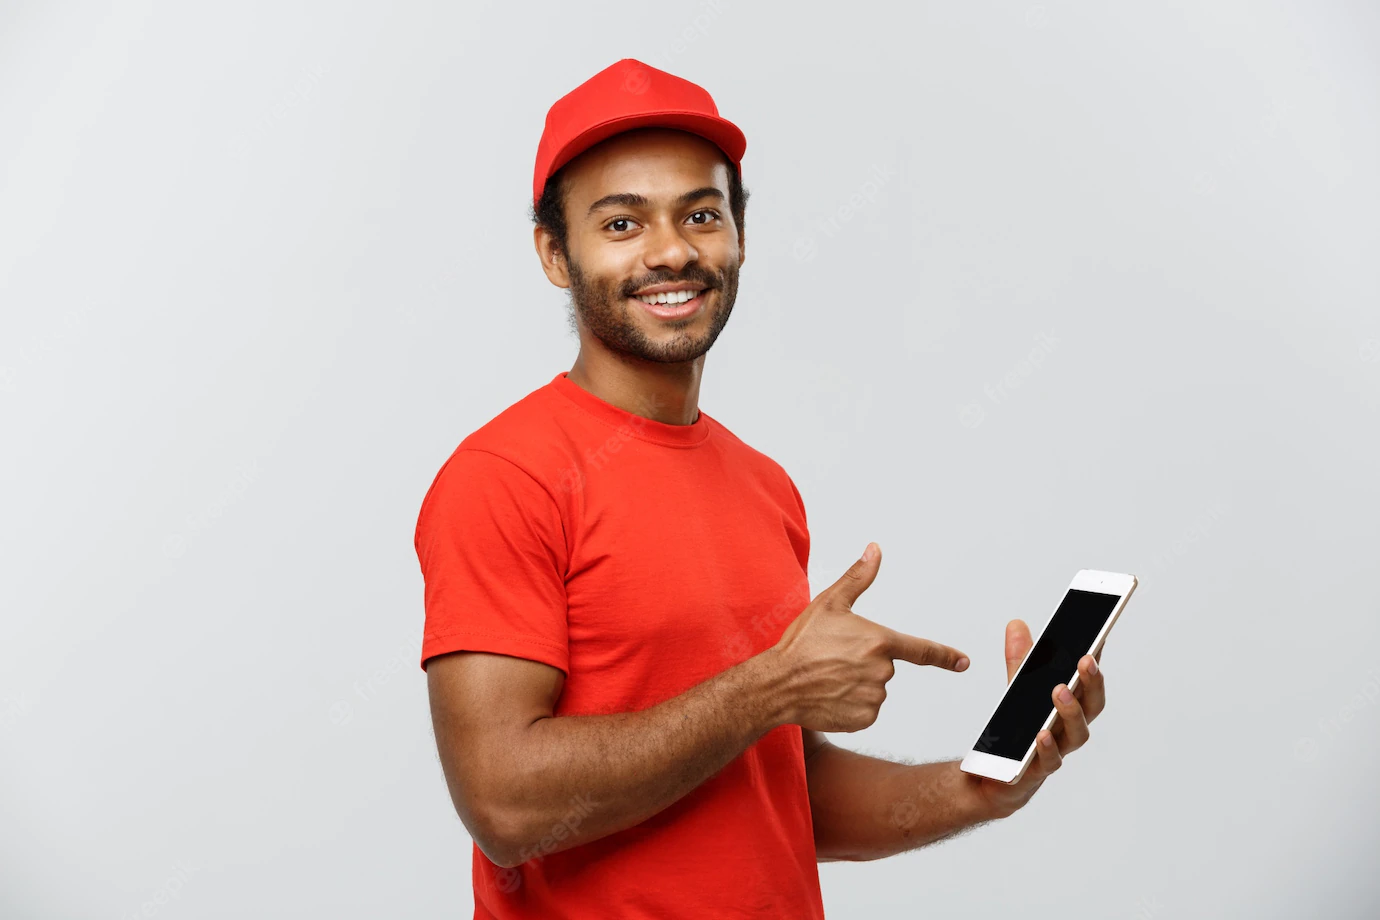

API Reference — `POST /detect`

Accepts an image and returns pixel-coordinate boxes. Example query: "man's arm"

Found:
[803,733,997,862]
[428,543,968,869]
[802,620,1108,862]
[428,647,793,869]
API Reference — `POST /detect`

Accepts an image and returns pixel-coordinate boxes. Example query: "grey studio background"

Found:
[1,1,1377,917]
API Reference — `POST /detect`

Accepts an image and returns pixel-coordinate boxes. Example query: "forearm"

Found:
[805,743,999,862]
[490,649,791,866]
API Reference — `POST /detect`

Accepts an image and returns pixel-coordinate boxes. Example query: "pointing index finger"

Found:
[882,626,969,671]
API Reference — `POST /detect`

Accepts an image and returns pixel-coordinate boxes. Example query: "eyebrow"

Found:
[585,186,725,217]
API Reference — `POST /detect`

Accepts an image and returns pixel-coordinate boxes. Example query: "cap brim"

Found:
[547,110,747,181]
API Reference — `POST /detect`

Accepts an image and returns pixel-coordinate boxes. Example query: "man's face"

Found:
[551,128,743,365]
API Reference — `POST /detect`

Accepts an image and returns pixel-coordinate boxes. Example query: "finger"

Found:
[1051,683,1089,753]
[880,626,970,671]
[1033,729,1064,777]
[1074,654,1106,722]
[1004,620,1033,684]
[825,543,882,609]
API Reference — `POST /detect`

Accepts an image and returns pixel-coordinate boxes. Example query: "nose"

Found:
[641,216,699,274]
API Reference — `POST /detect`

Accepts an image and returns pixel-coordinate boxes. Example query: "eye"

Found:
[687,209,720,225]
[604,216,639,233]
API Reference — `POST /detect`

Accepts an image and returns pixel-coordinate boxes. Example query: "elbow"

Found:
[436,757,537,867]
[478,839,525,870]
[474,799,592,868]
[460,802,529,869]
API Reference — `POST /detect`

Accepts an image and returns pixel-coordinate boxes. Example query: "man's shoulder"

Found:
[437,377,578,486]
[457,379,556,449]
[706,413,801,497]
[414,380,576,539]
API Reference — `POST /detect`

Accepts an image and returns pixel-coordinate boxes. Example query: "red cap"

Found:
[532,58,746,207]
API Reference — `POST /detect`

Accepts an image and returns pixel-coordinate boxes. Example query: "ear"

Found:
[534,225,570,289]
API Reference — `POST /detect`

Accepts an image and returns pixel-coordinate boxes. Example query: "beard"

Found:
[564,255,739,364]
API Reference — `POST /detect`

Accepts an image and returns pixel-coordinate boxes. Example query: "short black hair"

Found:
[531,148,748,258]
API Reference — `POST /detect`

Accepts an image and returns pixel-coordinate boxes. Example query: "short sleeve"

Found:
[414,447,569,674]
[784,472,810,574]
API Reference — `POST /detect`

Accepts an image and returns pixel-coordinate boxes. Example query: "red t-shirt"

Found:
[414,371,825,919]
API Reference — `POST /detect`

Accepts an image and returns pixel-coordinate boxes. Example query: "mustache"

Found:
[622,267,720,297]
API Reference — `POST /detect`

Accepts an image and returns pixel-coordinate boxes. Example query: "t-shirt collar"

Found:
[549,371,712,448]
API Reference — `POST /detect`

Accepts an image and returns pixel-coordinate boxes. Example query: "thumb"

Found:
[826,542,881,608]
[1004,619,1033,684]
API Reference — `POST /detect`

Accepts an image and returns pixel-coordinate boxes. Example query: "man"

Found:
[414,58,1108,918]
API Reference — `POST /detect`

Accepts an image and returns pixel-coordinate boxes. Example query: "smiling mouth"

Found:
[629,288,708,306]
[627,288,710,319]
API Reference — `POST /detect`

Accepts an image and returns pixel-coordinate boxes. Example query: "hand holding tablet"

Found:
[960,570,1136,785]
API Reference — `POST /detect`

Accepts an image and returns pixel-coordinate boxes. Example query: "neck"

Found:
[566,351,703,426]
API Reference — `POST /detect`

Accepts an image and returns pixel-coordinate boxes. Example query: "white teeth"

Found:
[636,289,701,305]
